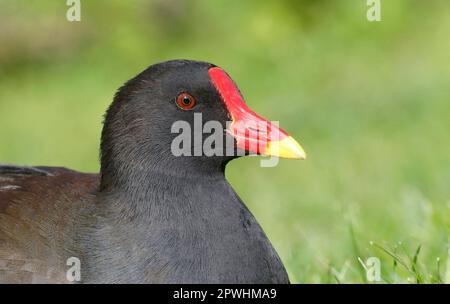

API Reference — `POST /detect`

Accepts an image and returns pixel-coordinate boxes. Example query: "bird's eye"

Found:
[176,93,196,110]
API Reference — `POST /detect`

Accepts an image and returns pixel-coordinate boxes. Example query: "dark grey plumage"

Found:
[0,60,290,283]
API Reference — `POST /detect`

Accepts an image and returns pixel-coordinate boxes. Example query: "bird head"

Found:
[100,60,305,186]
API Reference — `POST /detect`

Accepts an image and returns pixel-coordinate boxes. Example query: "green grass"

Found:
[1,0,449,283]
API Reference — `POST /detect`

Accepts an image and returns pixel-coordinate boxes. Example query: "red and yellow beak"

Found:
[209,67,306,160]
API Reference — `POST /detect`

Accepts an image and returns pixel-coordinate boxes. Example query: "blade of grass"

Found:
[349,224,367,283]
[411,245,424,283]
[371,242,415,276]
[434,257,442,284]
[444,244,450,284]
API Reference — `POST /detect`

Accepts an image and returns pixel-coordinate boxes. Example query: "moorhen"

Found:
[0,60,306,283]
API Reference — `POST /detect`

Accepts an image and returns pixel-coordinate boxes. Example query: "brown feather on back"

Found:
[0,166,99,283]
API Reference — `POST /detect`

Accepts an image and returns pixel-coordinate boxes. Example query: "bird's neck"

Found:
[99,138,230,191]
[97,167,227,220]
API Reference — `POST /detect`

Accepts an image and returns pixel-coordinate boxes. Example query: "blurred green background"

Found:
[1,0,450,283]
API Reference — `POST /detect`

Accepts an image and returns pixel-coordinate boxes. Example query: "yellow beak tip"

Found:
[266,136,307,160]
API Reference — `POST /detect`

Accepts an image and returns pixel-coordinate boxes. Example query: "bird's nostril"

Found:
[248,126,267,134]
